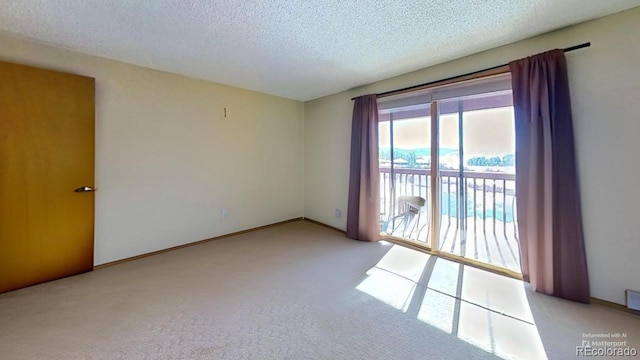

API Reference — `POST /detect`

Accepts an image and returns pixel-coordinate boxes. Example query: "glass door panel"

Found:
[437,91,521,273]
[379,103,432,246]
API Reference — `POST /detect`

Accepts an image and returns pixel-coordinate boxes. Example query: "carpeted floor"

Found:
[0,220,638,359]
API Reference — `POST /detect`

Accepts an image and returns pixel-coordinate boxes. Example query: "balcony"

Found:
[380,167,521,274]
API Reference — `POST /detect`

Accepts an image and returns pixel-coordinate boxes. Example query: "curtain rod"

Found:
[351,42,591,100]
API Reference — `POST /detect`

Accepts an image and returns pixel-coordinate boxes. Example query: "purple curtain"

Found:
[346,95,380,242]
[510,50,590,303]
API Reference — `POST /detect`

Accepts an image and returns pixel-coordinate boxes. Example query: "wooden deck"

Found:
[380,168,521,273]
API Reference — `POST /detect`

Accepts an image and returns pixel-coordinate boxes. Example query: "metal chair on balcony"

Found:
[388,195,427,239]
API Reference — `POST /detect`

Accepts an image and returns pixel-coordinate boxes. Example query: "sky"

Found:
[378,107,515,157]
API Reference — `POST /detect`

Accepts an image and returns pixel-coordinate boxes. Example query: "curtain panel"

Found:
[346,95,380,242]
[510,49,590,303]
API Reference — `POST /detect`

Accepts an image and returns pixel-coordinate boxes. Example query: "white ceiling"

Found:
[1,1,639,101]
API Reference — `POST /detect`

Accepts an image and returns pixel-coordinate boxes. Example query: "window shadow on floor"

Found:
[356,244,547,359]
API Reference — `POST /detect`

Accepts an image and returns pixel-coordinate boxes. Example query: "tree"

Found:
[488,156,502,166]
[502,154,514,166]
[466,154,515,167]
[407,152,417,168]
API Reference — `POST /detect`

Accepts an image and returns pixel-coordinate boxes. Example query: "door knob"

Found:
[74,186,97,193]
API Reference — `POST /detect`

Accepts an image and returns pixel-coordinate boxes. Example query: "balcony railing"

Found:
[380,167,521,273]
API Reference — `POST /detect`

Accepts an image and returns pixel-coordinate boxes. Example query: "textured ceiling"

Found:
[1,1,639,101]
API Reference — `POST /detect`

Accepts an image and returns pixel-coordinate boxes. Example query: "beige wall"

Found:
[0,33,305,265]
[305,7,640,305]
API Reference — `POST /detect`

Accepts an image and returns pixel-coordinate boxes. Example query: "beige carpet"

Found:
[0,220,638,359]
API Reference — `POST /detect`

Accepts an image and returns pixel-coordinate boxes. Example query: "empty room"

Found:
[1,1,639,359]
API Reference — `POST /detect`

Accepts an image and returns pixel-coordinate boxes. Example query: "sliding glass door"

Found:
[377,75,521,274]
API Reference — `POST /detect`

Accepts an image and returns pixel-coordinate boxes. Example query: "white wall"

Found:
[0,33,305,265]
[304,7,640,305]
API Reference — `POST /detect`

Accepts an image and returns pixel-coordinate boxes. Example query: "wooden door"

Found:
[0,60,95,294]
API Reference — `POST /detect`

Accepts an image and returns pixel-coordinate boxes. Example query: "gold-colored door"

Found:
[0,60,95,294]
